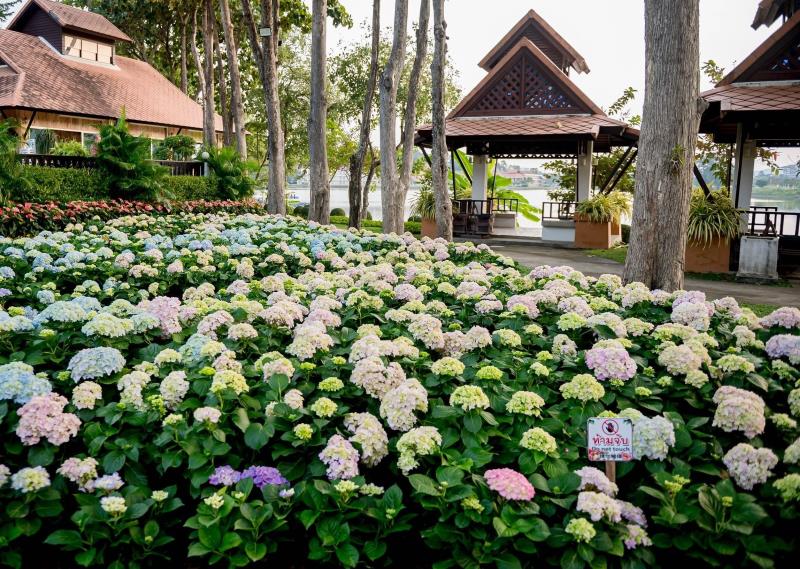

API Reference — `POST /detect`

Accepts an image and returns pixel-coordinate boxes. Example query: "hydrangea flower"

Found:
[396,426,442,474]
[68,347,126,382]
[241,466,288,489]
[0,362,52,404]
[773,474,800,502]
[380,378,428,431]
[506,391,545,416]
[11,466,51,493]
[16,393,80,446]
[431,357,465,377]
[575,466,618,496]
[520,427,557,455]
[712,386,766,439]
[344,412,388,467]
[484,468,534,501]
[319,435,359,480]
[576,491,622,522]
[560,374,605,402]
[449,385,490,411]
[565,518,596,543]
[723,443,778,490]
[584,341,636,382]
[209,465,241,486]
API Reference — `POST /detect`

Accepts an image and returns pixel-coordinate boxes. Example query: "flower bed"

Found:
[0,213,799,568]
[0,200,265,238]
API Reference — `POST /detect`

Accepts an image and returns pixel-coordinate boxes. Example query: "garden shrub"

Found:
[154,135,196,161]
[0,119,31,205]
[0,214,798,567]
[201,146,256,200]
[51,141,90,157]
[330,208,346,217]
[18,167,220,203]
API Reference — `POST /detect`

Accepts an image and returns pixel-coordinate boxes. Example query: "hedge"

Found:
[16,166,222,203]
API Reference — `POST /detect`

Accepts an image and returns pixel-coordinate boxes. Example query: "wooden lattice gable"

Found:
[450,38,603,119]
[721,9,800,85]
[479,10,589,75]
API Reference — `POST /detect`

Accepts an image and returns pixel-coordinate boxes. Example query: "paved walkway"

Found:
[488,243,799,307]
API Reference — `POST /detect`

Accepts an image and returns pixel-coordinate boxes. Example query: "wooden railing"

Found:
[451,198,519,216]
[17,154,205,177]
[745,208,800,237]
[542,201,577,220]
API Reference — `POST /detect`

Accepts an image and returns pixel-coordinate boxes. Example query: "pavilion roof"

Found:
[478,9,589,75]
[700,9,800,144]
[752,0,798,29]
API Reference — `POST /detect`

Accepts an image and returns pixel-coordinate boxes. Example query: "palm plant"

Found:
[34,129,56,154]
[202,146,256,200]
[51,141,90,157]
[575,192,630,223]
[96,110,168,201]
[687,188,742,244]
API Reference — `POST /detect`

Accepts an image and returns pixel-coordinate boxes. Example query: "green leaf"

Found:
[245,542,267,561]
[233,407,251,432]
[436,466,464,486]
[244,423,268,450]
[103,450,126,473]
[335,544,359,568]
[27,445,55,467]
[408,474,441,496]
[220,532,242,552]
[298,509,320,530]
[463,413,482,433]
[75,548,96,567]
[44,530,83,549]
[187,543,210,557]
[364,540,387,561]
[493,517,519,538]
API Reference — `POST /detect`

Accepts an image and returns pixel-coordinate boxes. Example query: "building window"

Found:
[63,34,114,64]
[82,133,98,153]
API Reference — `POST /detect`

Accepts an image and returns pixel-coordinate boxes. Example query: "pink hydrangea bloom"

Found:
[484,468,535,501]
[16,393,80,446]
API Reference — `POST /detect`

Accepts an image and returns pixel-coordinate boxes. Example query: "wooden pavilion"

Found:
[416,10,639,239]
[700,2,800,275]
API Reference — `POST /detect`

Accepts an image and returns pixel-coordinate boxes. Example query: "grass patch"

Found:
[585,246,627,264]
[741,303,779,317]
[585,245,793,288]
[328,216,420,235]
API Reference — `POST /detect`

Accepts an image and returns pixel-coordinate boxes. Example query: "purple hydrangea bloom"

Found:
[209,465,241,486]
[241,466,288,489]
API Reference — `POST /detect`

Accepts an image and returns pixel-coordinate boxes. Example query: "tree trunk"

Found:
[623,0,703,290]
[396,0,430,231]
[190,8,207,100]
[430,0,452,240]
[362,146,377,223]
[379,0,409,234]
[220,0,248,158]
[261,0,286,214]
[347,0,380,229]
[214,30,233,147]
[180,14,189,94]
[308,0,330,224]
[201,0,217,147]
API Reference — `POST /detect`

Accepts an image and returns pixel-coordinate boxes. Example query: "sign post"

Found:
[587,417,633,483]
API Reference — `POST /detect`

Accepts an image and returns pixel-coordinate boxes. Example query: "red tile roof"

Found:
[8,0,131,42]
[702,83,800,111]
[0,30,222,132]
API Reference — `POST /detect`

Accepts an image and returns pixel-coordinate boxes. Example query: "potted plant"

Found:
[685,189,741,273]
[411,185,437,238]
[574,192,630,249]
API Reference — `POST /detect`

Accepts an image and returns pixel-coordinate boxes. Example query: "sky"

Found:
[327,0,797,168]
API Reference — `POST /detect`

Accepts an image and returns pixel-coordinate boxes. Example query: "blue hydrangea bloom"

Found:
[0,362,52,404]
[68,347,126,382]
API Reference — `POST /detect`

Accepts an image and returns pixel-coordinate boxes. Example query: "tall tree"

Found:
[201,0,218,146]
[190,6,207,99]
[379,0,409,234]
[219,0,248,157]
[179,11,189,93]
[395,0,430,232]
[623,0,703,290]
[213,29,233,146]
[430,0,452,240]
[347,0,380,229]
[308,0,330,223]
[0,1,19,20]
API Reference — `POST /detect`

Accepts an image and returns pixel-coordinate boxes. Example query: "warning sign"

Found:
[587,417,633,461]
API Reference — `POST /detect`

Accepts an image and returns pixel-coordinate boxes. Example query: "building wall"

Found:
[12,5,62,51]
[4,109,206,150]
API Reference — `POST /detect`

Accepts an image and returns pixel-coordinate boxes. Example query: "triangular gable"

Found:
[450,38,603,119]
[721,9,800,85]
[479,9,589,75]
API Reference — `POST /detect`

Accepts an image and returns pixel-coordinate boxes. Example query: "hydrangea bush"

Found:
[0,212,799,568]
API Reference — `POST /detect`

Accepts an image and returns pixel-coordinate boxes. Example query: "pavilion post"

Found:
[471,155,489,201]
[732,123,756,212]
[576,139,594,202]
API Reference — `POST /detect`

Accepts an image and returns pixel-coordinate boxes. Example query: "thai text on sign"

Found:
[587,417,633,461]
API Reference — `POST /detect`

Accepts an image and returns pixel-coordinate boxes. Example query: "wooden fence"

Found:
[17,154,205,177]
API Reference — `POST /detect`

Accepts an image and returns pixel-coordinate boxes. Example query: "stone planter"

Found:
[420,217,437,238]
[574,215,614,249]
[737,235,779,281]
[685,237,731,274]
